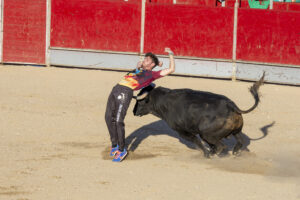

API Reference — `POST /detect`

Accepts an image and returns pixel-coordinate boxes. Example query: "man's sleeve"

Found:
[152,70,163,80]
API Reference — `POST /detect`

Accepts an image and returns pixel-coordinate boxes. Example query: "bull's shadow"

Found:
[126,120,275,154]
[223,121,275,153]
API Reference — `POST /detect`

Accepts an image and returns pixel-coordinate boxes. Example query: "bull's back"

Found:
[165,89,232,109]
[160,89,241,133]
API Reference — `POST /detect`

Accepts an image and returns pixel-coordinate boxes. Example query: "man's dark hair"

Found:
[145,52,159,66]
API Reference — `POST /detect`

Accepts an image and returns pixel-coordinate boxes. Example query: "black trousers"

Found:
[105,84,133,151]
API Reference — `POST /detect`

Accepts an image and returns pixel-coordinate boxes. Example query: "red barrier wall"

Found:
[144,4,234,59]
[3,0,46,64]
[223,0,250,8]
[273,2,300,11]
[150,0,216,7]
[237,9,300,65]
[3,0,298,66]
[216,0,300,11]
[51,0,141,53]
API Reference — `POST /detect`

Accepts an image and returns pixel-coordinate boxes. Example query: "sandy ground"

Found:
[0,64,299,200]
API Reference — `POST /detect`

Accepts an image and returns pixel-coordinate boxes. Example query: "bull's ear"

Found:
[136,91,149,100]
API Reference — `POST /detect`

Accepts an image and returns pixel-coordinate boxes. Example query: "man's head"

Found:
[133,84,155,116]
[142,52,159,71]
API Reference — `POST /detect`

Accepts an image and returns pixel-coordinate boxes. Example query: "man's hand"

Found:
[158,61,163,67]
[136,61,142,69]
[165,47,174,55]
[160,47,175,76]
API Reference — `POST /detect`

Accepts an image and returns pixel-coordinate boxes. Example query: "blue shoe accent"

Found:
[110,145,119,157]
[112,149,128,162]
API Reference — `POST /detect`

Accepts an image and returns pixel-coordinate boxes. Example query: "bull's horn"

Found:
[136,92,149,100]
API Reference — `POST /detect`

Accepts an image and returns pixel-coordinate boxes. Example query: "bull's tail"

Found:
[233,72,265,114]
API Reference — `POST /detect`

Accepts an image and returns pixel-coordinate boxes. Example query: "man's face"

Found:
[142,56,155,70]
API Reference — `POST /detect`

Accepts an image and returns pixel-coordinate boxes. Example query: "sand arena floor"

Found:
[0,64,299,200]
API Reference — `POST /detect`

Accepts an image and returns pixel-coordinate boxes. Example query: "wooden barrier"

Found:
[144,3,234,59]
[237,8,300,65]
[51,0,141,53]
[1,0,299,69]
[2,0,46,64]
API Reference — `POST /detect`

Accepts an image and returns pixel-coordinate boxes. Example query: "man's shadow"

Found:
[126,120,275,153]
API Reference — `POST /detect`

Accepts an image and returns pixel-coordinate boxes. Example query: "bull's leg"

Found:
[206,144,217,155]
[177,131,211,158]
[196,134,214,157]
[232,132,244,155]
[201,135,227,156]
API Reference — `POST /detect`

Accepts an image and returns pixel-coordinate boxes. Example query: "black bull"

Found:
[133,73,265,158]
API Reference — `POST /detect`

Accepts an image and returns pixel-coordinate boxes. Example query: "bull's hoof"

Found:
[232,150,242,156]
[203,152,211,158]
[217,152,230,158]
[216,148,229,158]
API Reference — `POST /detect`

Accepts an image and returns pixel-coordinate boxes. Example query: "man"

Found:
[105,48,175,162]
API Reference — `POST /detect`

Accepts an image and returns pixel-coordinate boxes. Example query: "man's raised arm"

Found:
[160,47,175,76]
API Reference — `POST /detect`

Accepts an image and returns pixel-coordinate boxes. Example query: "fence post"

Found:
[45,0,51,67]
[232,0,239,81]
[270,0,273,9]
[0,0,3,63]
[140,0,146,60]
[222,1,225,7]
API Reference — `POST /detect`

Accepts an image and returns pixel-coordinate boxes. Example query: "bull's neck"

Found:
[147,87,170,119]
[150,106,164,119]
[149,96,167,120]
